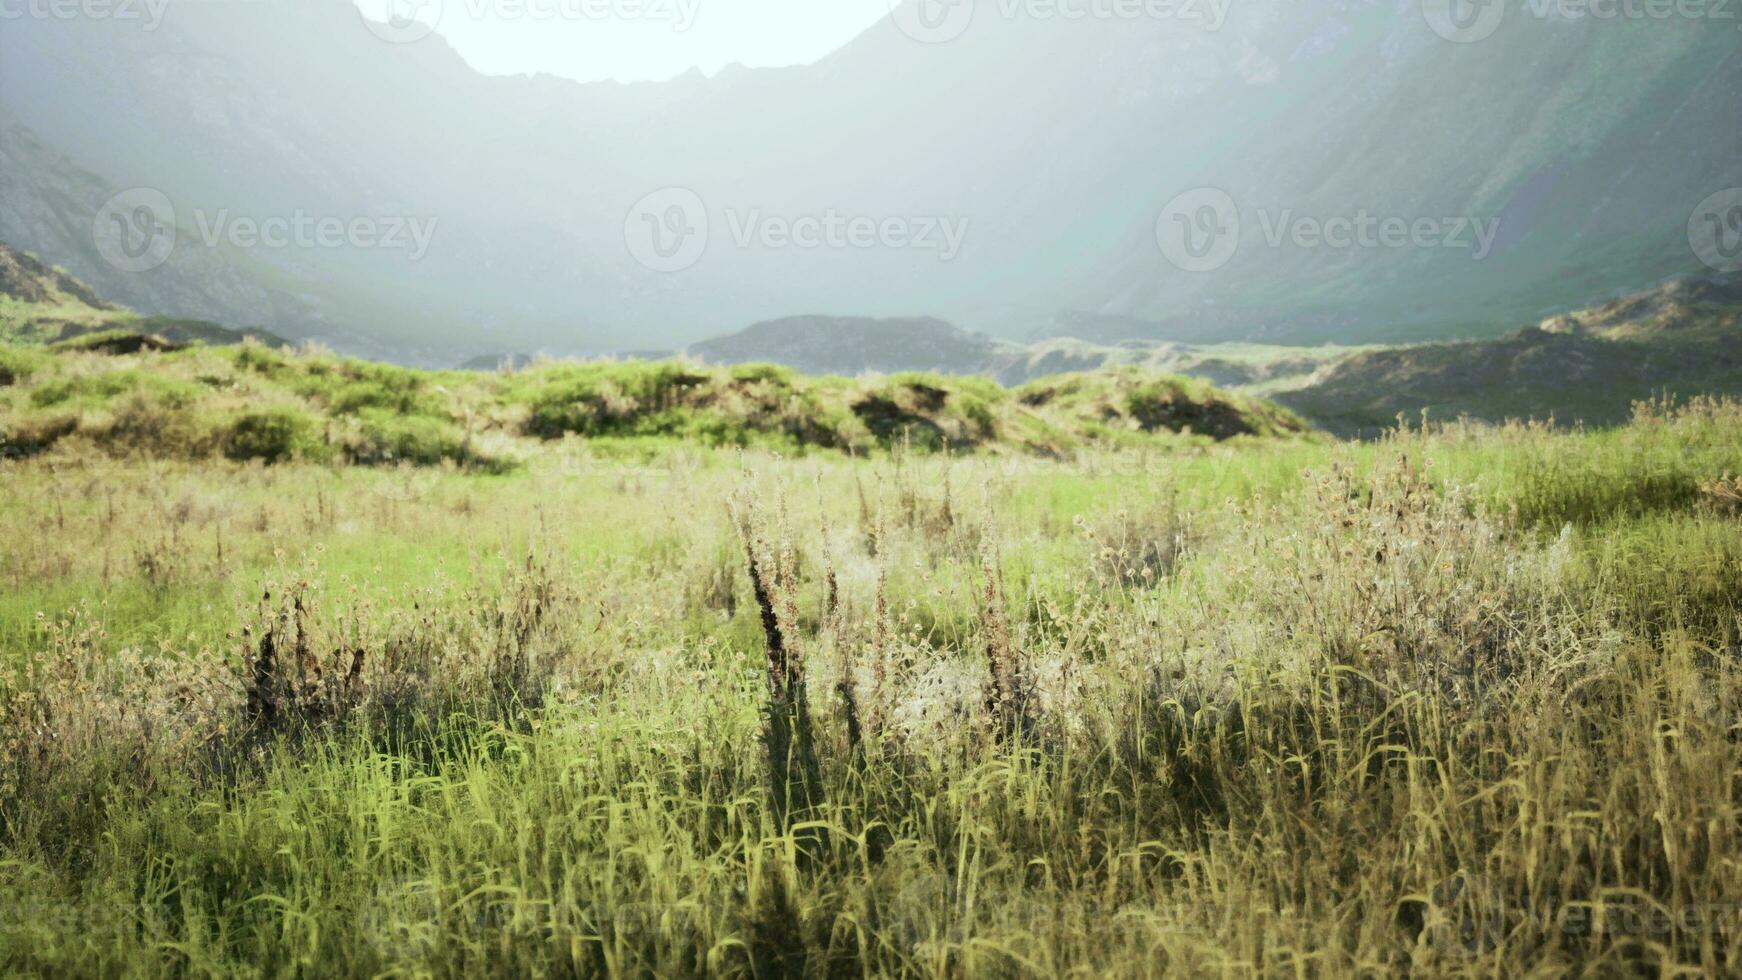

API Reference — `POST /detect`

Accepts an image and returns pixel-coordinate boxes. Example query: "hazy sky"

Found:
[357,0,892,83]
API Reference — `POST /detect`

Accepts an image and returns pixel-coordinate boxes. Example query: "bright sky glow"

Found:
[356,0,893,83]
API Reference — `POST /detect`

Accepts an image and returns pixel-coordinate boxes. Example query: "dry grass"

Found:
[1702,473,1742,514]
[0,399,1740,975]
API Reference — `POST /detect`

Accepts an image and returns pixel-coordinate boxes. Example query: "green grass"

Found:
[3,371,1742,975]
[0,341,1313,468]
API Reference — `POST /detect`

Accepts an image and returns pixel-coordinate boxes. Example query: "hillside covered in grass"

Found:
[13,240,1742,444]
[1280,276,1742,434]
[0,337,1309,467]
[0,243,288,350]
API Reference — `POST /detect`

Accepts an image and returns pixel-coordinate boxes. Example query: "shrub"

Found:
[222,408,315,463]
[346,410,476,467]
[94,393,210,458]
[306,362,449,418]
[229,340,292,378]
[524,377,621,438]
[0,413,78,458]
[0,348,46,387]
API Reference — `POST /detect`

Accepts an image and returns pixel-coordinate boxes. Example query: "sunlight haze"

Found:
[355,0,893,82]
[3,0,1741,971]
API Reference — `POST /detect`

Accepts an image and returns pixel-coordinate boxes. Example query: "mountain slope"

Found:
[1279,276,1742,434]
[0,239,116,325]
[688,275,1742,436]
[0,112,325,343]
[0,241,286,348]
[0,1,1735,357]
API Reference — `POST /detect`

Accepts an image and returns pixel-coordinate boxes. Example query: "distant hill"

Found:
[985,339,1359,393]
[689,316,1010,377]
[682,276,1742,436]
[15,233,1733,442]
[683,312,1363,390]
[1279,276,1742,435]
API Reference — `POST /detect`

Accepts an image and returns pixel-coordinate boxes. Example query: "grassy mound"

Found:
[515,360,1306,453]
[0,341,1310,465]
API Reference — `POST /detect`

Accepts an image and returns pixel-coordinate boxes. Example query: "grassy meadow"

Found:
[4,341,1742,976]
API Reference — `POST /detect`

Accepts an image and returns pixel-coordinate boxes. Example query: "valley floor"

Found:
[4,401,1742,976]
